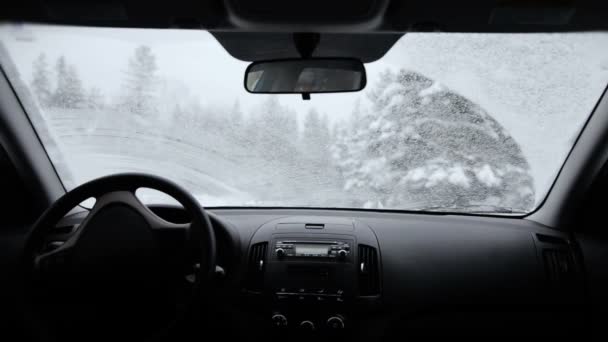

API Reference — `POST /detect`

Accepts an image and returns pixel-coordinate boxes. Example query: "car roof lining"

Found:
[3,0,608,62]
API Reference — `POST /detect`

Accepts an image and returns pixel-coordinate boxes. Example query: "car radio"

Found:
[274,240,351,259]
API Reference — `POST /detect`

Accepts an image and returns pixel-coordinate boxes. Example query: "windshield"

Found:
[1,24,607,213]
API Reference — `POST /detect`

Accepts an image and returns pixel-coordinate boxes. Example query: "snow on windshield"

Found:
[1,24,607,212]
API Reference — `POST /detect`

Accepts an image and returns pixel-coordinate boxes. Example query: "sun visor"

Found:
[211,32,402,63]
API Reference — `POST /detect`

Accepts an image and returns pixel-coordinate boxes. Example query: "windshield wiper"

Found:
[409,204,526,214]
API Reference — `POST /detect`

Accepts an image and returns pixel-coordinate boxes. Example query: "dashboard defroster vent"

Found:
[246,242,268,292]
[543,249,576,287]
[358,244,380,296]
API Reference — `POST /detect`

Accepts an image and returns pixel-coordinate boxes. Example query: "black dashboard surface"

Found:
[203,208,586,337]
[55,206,586,304]
[203,209,582,298]
[1,207,589,339]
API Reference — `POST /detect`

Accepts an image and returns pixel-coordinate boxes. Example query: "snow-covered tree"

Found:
[121,45,158,116]
[51,56,68,107]
[51,56,85,108]
[302,108,331,163]
[332,69,535,210]
[249,96,299,159]
[64,65,85,108]
[31,53,52,107]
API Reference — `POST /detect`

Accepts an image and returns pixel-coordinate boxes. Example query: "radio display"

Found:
[295,244,329,256]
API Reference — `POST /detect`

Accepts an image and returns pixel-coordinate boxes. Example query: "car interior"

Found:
[2,0,608,341]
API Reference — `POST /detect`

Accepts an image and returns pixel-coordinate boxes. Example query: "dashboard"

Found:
[50,206,587,339]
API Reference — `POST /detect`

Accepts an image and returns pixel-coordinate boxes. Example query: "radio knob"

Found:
[275,248,286,258]
[299,320,315,331]
[271,313,288,328]
[337,249,347,259]
[327,316,345,329]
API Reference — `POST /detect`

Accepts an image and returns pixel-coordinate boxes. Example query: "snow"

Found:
[475,164,501,187]
[447,166,470,188]
[402,164,471,189]
[419,82,445,97]
[1,24,607,212]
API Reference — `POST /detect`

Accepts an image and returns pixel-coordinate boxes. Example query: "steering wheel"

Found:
[22,173,216,340]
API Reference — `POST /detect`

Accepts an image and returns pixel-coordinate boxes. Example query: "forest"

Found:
[27,45,535,211]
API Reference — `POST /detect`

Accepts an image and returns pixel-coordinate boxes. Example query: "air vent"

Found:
[543,249,576,288]
[246,242,268,292]
[358,244,380,296]
[536,233,568,245]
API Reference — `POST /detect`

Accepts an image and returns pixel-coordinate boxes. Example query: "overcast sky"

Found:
[2,23,608,201]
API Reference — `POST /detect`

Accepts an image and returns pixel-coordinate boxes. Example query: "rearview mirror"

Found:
[245,58,366,97]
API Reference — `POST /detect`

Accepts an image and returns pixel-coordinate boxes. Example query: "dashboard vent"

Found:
[543,249,576,287]
[536,233,568,245]
[358,244,380,296]
[246,242,268,292]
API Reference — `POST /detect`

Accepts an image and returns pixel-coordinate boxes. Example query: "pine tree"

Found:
[31,53,52,107]
[51,56,85,108]
[302,108,330,162]
[51,56,69,108]
[250,96,299,160]
[121,45,158,115]
[332,69,535,210]
[64,65,85,108]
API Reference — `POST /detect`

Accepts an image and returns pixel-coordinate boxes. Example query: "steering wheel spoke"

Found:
[34,240,74,276]
[93,189,193,237]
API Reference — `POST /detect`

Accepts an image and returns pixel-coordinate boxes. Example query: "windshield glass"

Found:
[1,24,607,213]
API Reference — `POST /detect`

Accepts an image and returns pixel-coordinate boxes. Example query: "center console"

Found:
[244,216,382,336]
